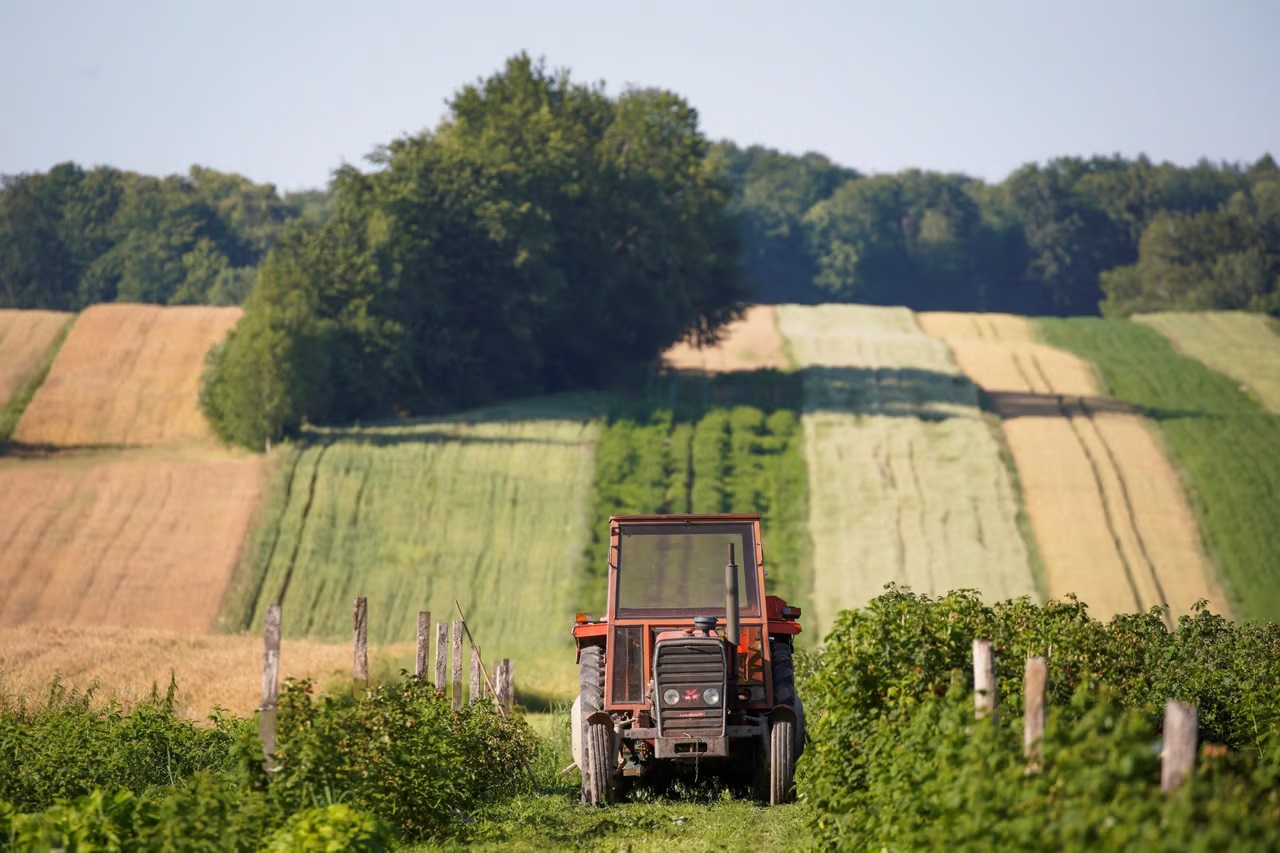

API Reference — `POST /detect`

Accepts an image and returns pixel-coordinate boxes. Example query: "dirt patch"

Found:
[12,304,240,448]
[0,310,72,408]
[0,450,263,633]
[918,312,1226,621]
[663,306,788,373]
[0,625,412,719]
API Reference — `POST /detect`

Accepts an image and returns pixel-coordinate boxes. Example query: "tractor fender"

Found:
[770,697,806,757]
[570,697,613,769]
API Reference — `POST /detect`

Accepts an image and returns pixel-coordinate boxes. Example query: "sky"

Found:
[3,0,1277,193]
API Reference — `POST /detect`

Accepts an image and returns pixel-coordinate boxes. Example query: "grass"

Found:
[579,370,812,622]
[1039,317,1280,622]
[1136,311,1280,414]
[776,305,1038,640]
[0,314,73,446]
[218,394,604,697]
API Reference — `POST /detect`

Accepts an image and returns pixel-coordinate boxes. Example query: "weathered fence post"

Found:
[501,658,513,711]
[415,611,431,679]
[353,597,368,683]
[973,639,996,721]
[434,622,448,690]
[470,644,482,705]
[1162,701,1198,791]
[259,604,281,772]
[1024,656,1047,770]
[451,621,464,710]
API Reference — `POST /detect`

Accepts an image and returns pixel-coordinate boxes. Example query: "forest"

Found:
[2,54,1277,448]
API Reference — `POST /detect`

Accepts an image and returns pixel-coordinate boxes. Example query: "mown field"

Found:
[1137,311,1280,414]
[220,395,602,698]
[919,312,1223,622]
[1040,318,1280,622]
[776,304,1038,639]
[0,310,71,441]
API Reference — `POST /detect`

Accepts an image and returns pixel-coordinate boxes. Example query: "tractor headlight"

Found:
[663,688,681,705]
[702,687,721,706]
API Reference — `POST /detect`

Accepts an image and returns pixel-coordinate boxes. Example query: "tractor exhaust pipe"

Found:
[725,543,740,646]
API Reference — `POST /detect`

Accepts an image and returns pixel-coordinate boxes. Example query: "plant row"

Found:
[0,676,537,850]
[798,588,1280,850]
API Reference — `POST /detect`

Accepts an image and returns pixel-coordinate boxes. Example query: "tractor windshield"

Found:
[614,522,760,618]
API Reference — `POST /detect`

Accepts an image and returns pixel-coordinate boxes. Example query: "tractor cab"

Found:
[571,513,804,805]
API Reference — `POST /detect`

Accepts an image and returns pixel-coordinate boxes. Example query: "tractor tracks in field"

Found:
[1008,340,1173,627]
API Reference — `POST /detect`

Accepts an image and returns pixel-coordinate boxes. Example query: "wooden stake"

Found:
[973,639,996,721]
[451,621,463,710]
[415,611,430,679]
[259,604,281,772]
[1024,656,1047,770]
[434,622,447,691]
[470,644,482,705]
[1162,701,1197,791]
[353,597,368,683]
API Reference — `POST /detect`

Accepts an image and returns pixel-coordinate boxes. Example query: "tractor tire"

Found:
[770,638,796,706]
[578,645,613,805]
[769,718,796,805]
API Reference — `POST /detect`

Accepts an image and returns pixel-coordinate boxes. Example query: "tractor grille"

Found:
[654,639,726,737]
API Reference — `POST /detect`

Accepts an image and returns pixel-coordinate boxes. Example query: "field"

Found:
[12,303,241,448]
[662,305,789,373]
[1040,318,1280,622]
[1136,311,1280,414]
[776,305,1037,640]
[0,449,263,633]
[220,396,602,697]
[0,310,72,410]
[0,625,403,719]
[919,313,1224,622]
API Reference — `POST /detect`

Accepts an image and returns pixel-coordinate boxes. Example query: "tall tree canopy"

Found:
[201,54,746,448]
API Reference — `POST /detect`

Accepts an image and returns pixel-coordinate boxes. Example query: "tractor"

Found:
[570,513,804,805]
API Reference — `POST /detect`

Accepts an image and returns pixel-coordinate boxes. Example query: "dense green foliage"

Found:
[0,678,536,849]
[0,164,307,310]
[800,588,1280,850]
[581,371,810,614]
[201,54,746,449]
[724,145,1280,314]
[1039,317,1280,622]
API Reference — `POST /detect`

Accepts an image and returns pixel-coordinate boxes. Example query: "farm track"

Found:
[0,310,72,409]
[919,313,1225,621]
[777,305,1036,640]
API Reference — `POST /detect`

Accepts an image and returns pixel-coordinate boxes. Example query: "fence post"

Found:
[470,645,482,705]
[451,621,464,710]
[1024,656,1047,770]
[973,639,996,721]
[434,622,448,690]
[353,597,368,683]
[1162,701,1198,791]
[415,611,431,679]
[259,604,281,772]
[502,658,513,711]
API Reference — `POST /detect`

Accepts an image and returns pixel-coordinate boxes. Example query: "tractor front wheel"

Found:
[769,717,796,805]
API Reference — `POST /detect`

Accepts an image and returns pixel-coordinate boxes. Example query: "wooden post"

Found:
[470,644,482,705]
[415,611,430,679]
[1162,701,1197,791]
[1024,656,1047,769]
[451,620,463,710]
[493,659,506,708]
[501,658,513,711]
[259,604,281,772]
[353,597,368,683]
[973,639,996,721]
[434,622,448,690]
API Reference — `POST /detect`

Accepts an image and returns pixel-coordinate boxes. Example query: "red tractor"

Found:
[571,513,804,805]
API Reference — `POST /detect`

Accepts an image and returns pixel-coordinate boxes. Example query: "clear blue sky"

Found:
[3,0,1276,192]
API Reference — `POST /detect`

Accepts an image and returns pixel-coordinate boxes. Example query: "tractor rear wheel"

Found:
[769,718,795,805]
[578,645,613,805]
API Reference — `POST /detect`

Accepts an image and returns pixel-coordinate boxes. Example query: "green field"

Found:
[776,305,1038,640]
[219,395,603,696]
[1136,311,1280,414]
[1039,318,1280,622]
[580,370,812,621]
